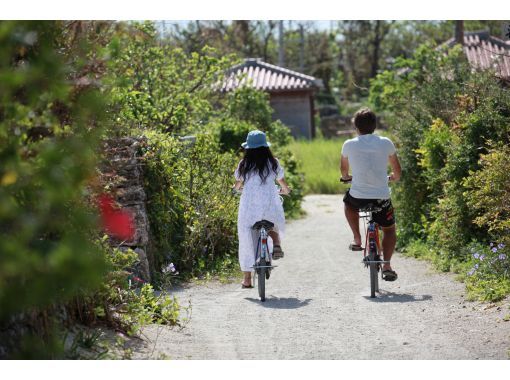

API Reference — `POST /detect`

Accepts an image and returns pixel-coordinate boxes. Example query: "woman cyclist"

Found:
[233,130,291,288]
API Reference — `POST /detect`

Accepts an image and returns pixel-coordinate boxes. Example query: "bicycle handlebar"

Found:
[231,186,292,196]
[340,176,393,184]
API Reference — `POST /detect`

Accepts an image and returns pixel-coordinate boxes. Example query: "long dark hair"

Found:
[238,147,278,183]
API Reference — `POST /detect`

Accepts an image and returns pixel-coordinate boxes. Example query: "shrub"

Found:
[464,145,510,248]
[0,21,107,321]
[108,22,238,135]
[141,131,239,276]
[369,39,510,299]
[463,242,510,302]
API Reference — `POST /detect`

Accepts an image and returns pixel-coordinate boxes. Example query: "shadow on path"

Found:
[363,291,432,303]
[245,297,312,309]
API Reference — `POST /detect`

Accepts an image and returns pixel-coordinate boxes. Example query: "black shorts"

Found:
[343,190,395,228]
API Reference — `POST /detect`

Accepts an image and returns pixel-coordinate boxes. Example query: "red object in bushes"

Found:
[98,194,135,240]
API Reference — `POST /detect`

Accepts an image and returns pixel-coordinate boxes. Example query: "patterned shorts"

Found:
[343,190,395,227]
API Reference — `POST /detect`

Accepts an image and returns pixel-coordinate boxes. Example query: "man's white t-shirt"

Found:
[341,134,396,199]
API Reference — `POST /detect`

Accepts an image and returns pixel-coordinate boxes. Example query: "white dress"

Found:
[235,160,286,272]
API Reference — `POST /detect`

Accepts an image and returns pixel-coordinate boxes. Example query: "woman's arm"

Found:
[277,178,291,195]
[233,180,243,190]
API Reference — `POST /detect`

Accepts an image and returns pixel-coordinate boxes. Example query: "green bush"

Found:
[463,242,510,302]
[108,22,238,136]
[0,21,107,321]
[464,145,510,248]
[141,131,239,277]
[370,42,510,300]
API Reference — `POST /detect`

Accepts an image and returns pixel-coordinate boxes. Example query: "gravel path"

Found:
[133,195,510,359]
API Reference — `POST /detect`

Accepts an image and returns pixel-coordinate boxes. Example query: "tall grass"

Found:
[289,137,350,194]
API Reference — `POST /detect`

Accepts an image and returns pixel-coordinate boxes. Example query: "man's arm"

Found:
[388,153,402,181]
[340,155,351,181]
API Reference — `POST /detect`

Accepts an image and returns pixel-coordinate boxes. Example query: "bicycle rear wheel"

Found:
[368,246,379,298]
[370,262,377,298]
[258,265,266,302]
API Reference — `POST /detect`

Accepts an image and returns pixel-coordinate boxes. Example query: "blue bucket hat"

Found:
[241,130,271,149]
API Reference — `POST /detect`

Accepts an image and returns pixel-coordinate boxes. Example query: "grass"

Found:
[289,137,350,195]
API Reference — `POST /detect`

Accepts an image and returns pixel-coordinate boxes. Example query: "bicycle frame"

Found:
[254,227,272,267]
[363,214,382,261]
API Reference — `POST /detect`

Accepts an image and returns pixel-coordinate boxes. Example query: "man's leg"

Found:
[344,202,362,246]
[381,224,396,271]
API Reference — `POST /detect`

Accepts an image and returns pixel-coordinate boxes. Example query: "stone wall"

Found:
[102,137,152,282]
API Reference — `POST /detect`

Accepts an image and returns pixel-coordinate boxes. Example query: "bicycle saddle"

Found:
[252,220,274,230]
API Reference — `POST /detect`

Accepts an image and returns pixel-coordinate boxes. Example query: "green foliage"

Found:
[0,21,186,358]
[289,137,349,194]
[0,21,107,321]
[370,41,510,299]
[109,22,238,135]
[464,145,510,248]
[141,131,239,276]
[215,87,292,151]
[462,242,510,302]
[120,283,180,336]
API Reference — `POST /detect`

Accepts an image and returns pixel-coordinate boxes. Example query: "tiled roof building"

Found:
[221,59,323,139]
[445,30,510,82]
[222,58,323,92]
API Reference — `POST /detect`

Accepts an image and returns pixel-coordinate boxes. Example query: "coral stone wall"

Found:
[102,137,152,282]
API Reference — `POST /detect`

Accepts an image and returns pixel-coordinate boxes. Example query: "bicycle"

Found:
[341,177,390,298]
[232,186,288,302]
[251,219,275,302]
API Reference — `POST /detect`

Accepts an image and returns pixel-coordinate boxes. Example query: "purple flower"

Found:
[474,263,479,269]
[480,254,486,261]
[468,268,475,276]
[492,247,498,253]
[498,243,505,249]
[473,253,480,259]
[499,254,507,260]
[490,242,494,247]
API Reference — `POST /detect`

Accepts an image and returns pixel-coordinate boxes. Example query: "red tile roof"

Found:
[221,58,323,92]
[445,31,510,81]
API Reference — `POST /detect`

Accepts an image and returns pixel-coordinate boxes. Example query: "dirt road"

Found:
[133,195,510,359]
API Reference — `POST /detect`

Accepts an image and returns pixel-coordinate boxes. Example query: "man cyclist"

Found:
[340,108,402,281]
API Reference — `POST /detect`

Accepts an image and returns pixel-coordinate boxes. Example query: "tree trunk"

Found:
[371,21,382,78]
[455,20,464,45]
[278,20,285,67]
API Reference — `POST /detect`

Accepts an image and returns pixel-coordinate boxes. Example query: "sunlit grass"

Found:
[289,137,350,194]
